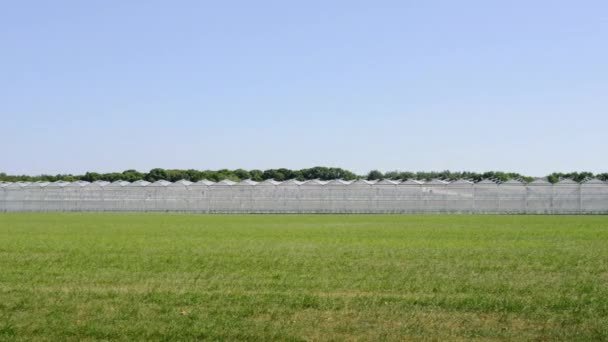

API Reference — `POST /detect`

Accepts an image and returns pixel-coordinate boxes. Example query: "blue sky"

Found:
[1,0,607,176]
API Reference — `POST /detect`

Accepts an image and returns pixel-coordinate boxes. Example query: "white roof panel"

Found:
[448,179,474,185]
[107,180,131,187]
[399,179,424,185]
[258,179,280,186]
[238,179,259,186]
[150,180,171,187]
[376,179,400,185]
[350,179,375,186]
[279,179,303,186]
[556,178,578,185]
[582,178,606,185]
[91,181,110,187]
[66,181,90,187]
[47,181,70,187]
[301,179,328,186]
[131,180,151,186]
[213,180,236,186]
[171,179,193,186]
[425,179,449,185]
[325,179,352,185]
[194,179,215,186]
[501,179,525,186]
[27,181,51,187]
[528,179,550,185]
[6,182,30,188]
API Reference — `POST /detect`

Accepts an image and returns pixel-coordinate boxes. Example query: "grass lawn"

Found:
[0,214,607,341]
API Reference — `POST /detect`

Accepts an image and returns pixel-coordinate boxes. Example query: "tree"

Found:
[234,169,251,180]
[367,170,384,180]
[166,170,186,182]
[121,170,144,182]
[262,169,286,181]
[1,167,604,184]
[145,168,169,182]
[249,170,264,181]
[82,172,101,182]
[184,169,203,182]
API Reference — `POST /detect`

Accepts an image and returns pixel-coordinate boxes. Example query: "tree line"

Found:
[0,167,357,183]
[1,168,607,184]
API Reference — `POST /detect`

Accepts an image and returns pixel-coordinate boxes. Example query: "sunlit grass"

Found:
[1,214,607,340]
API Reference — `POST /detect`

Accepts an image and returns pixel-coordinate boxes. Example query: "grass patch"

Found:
[1,214,607,340]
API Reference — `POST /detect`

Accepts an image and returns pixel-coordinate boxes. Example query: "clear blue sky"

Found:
[1,0,607,176]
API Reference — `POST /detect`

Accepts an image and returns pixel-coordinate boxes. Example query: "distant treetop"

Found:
[1,168,606,184]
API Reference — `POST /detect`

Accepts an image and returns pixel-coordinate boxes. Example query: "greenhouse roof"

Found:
[131,180,151,186]
[279,179,303,186]
[2,178,605,189]
[194,180,215,186]
[528,179,550,185]
[582,178,606,185]
[171,179,193,186]
[66,180,90,187]
[350,179,376,185]
[6,182,31,188]
[91,181,110,186]
[476,179,498,185]
[302,179,328,186]
[47,181,70,187]
[376,179,400,185]
[501,179,524,185]
[213,180,236,186]
[448,179,474,185]
[28,181,51,187]
[325,179,352,185]
[108,180,131,187]
[150,180,171,187]
[399,179,424,185]
[258,179,280,186]
[425,179,449,185]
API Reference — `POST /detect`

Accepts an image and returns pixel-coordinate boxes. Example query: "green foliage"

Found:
[122,170,145,182]
[547,171,595,184]
[0,167,605,183]
[233,169,251,180]
[145,168,169,182]
[249,169,264,181]
[367,170,384,180]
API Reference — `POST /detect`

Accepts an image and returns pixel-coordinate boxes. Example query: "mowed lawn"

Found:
[0,214,607,341]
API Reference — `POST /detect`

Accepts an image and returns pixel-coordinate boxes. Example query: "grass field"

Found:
[0,214,607,341]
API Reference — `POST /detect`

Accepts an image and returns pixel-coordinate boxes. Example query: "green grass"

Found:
[0,214,607,341]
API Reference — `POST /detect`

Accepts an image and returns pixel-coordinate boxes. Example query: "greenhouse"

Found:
[1,179,607,214]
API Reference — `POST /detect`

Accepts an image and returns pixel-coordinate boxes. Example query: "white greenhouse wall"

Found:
[1,179,607,214]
